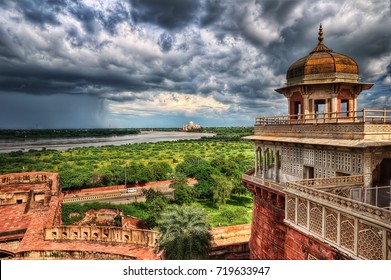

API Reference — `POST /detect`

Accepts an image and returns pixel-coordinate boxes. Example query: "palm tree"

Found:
[157,204,212,260]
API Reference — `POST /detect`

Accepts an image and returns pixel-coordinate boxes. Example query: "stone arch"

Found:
[264,147,274,180]
[255,146,263,177]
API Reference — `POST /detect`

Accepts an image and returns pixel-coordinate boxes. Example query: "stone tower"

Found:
[242,25,391,260]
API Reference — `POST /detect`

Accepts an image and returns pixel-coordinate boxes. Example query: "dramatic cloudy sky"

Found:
[0,0,390,128]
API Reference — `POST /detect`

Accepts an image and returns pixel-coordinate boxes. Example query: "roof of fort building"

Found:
[0,203,33,240]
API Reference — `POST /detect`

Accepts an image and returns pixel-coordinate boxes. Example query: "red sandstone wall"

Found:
[284,226,349,260]
[249,190,348,260]
[249,195,286,259]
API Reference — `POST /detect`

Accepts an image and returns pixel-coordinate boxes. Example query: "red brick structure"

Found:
[0,172,159,260]
[243,25,391,260]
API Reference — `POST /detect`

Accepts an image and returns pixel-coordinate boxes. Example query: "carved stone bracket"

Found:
[349,84,363,96]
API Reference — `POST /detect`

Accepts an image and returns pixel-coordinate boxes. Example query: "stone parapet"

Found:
[44,226,158,248]
[253,123,391,141]
[15,250,136,260]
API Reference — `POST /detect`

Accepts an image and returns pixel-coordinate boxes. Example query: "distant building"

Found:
[182,120,202,131]
[242,25,391,260]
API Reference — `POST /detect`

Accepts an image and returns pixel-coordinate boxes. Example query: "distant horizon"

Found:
[0,125,252,130]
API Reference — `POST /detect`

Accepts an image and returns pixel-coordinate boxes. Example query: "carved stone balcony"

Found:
[242,172,391,259]
[249,109,391,143]
[284,175,391,260]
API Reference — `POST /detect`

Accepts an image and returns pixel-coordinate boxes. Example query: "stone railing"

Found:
[285,176,391,260]
[44,226,158,248]
[242,174,284,193]
[291,175,363,188]
[255,109,391,126]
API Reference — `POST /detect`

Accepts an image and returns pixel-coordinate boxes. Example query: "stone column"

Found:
[303,95,310,119]
[287,97,292,116]
[331,94,338,120]
[325,98,331,119]
[353,98,357,114]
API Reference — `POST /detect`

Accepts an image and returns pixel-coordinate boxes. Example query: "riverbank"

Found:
[0,131,216,153]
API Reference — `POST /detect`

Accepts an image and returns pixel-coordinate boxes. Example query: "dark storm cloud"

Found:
[0,27,23,60]
[69,3,101,35]
[257,0,301,23]
[67,1,131,36]
[0,0,390,128]
[10,0,67,27]
[129,0,200,30]
[98,2,131,35]
[200,0,226,27]
[158,32,175,52]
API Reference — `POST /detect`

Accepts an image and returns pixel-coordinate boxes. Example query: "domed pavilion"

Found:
[242,25,391,260]
[275,24,372,120]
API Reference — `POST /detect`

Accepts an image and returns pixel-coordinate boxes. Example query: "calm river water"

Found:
[0,131,216,153]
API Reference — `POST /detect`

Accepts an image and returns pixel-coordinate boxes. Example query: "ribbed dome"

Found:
[286,25,359,86]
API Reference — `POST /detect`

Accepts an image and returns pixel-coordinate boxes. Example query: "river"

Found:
[0,131,216,153]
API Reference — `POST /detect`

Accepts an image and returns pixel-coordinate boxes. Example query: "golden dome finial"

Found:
[310,23,331,53]
[318,23,324,44]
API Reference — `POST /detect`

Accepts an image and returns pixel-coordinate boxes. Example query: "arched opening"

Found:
[289,92,303,119]
[264,148,274,180]
[255,147,263,177]
[0,250,15,259]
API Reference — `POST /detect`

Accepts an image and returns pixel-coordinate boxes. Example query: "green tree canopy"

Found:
[157,205,212,260]
[211,173,234,208]
[173,185,195,205]
[142,188,169,228]
[169,173,188,189]
[175,156,219,198]
[59,164,93,189]
[149,162,172,181]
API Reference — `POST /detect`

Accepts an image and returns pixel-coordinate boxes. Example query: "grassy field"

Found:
[195,195,253,227]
